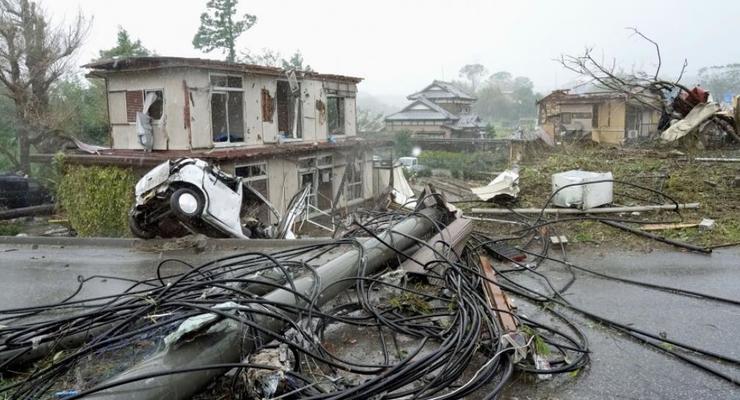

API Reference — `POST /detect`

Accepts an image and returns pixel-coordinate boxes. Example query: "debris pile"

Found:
[661,87,740,148]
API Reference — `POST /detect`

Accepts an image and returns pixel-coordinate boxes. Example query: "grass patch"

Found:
[419,150,508,180]
[480,146,740,249]
[0,222,21,236]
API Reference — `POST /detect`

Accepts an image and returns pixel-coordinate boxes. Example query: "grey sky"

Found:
[48,0,740,104]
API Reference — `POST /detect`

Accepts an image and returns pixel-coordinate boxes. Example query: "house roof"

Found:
[384,97,458,122]
[407,80,476,102]
[536,89,627,105]
[83,56,363,84]
[444,114,484,130]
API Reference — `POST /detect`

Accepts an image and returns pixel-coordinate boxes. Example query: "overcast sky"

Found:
[47,0,740,105]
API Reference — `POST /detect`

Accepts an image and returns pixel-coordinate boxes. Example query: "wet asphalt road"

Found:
[0,239,739,399]
[498,246,740,400]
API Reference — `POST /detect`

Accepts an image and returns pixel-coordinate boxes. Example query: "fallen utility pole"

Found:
[86,206,447,400]
[471,203,700,215]
[0,204,54,221]
[400,217,473,282]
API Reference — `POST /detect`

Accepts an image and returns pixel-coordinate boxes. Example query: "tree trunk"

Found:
[17,125,31,175]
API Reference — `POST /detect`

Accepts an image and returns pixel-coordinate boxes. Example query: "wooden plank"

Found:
[479,255,518,333]
[641,222,699,231]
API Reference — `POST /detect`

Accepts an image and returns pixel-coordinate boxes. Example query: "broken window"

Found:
[561,112,572,124]
[345,159,363,201]
[235,162,269,222]
[211,74,245,143]
[145,90,163,121]
[126,90,164,123]
[327,96,345,135]
[277,80,302,139]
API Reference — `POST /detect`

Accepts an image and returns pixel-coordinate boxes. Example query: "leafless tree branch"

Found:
[626,27,661,80]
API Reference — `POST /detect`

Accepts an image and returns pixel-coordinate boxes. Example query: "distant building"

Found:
[536,89,661,144]
[384,81,484,138]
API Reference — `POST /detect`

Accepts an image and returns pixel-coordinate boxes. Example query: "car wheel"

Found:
[170,187,204,221]
[128,212,157,239]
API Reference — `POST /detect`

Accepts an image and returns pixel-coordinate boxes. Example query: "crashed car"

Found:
[129,158,284,239]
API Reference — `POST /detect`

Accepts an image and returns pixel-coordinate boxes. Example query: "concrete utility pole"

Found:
[87,207,448,400]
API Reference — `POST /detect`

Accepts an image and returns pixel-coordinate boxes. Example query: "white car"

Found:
[129,158,279,239]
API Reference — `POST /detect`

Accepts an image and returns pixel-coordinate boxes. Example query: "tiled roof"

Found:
[407,80,476,101]
[385,96,457,122]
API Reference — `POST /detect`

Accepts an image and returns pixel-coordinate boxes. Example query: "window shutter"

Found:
[126,90,144,123]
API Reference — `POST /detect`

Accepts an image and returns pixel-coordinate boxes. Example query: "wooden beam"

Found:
[479,255,518,333]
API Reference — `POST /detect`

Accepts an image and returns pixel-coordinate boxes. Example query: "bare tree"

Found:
[556,27,688,114]
[0,0,89,174]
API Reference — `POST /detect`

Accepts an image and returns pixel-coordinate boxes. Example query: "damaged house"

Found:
[537,89,662,144]
[384,80,484,138]
[36,57,380,223]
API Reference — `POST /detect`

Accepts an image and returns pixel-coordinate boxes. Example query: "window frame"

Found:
[209,72,246,146]
[234,162,268,182]
[327,96,346,135]
[345,158,364,202]
[125,89,165,125]
[144,89,164,124]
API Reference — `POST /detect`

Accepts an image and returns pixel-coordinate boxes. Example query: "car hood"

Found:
[135,161,171,196]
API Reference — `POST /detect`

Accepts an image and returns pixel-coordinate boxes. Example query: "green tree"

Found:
[98,27,152,60]
[50,78,109,145]
[282,50,311,72]
[393,131,413,157]
[0,0,89,174]
[192,0,256,62]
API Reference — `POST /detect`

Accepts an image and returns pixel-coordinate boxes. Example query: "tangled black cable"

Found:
[0,207,590,400]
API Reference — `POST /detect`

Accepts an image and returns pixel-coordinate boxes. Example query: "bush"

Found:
[58,165,136,237]
[418,151,506,180]
[0,222,21,236]
[393,130,413,157]
[415,167,432,178]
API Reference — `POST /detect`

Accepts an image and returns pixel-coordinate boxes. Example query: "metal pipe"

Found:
[470,203,700,215]
[86,207,446,399]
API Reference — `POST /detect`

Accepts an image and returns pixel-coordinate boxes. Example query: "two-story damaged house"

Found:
[51,57,382,222]
[536,89,662,144]
[384,81,484,138]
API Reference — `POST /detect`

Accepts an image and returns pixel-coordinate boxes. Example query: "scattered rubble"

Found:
[471,166,520,202]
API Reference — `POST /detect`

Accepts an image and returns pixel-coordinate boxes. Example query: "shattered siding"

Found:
[107,69,209,151]
[343,97,357,136]
[106,70,358,150]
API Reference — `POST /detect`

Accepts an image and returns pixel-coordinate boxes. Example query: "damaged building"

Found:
[36,57,382,223]
[537,89,661,144]
[384,80,484,138]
